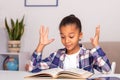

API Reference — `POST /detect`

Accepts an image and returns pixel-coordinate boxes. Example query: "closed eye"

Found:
[69,36,74,38]
[61,36,65,39]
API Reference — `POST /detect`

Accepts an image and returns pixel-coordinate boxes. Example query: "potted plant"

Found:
[5,16,25,52]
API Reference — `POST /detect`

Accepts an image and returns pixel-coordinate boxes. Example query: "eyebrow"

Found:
[60,32,75,35]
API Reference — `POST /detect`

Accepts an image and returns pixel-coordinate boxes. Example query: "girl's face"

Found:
[59,24,83,54]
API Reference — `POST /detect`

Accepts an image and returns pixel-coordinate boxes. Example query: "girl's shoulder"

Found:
[50,48,66,56]
[79,44,92,55]
[57,48,66,54]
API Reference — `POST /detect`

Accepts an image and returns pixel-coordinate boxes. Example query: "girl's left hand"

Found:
[90,25,100,47]
[25,64,29,71]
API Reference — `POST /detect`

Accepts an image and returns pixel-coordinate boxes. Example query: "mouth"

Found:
[65,45,72,49]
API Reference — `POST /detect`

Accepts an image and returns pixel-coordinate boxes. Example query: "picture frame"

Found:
[24,0,58,7]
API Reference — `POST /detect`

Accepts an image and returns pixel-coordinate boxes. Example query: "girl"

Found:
[26,15,111,73]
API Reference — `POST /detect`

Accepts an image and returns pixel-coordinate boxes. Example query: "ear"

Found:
[79,32,83,40]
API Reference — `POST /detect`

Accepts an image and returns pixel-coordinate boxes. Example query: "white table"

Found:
[0,70,120,80]
[90,73,120,79]
[0,70,30,80]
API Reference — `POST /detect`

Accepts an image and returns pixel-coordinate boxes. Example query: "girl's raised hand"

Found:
[39,26,54,46]
[90,25,100,47]
[36,26,54,53]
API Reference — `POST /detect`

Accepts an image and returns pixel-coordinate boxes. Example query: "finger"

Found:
[45,27,48,35]
[40,25,44,34]
[44,27,48,36]
[48,39,55,44]
[42,26,45,35]
[95,25,100,37]
[25,64,29,71]
[44,27,49,39]
[40,26,42,35]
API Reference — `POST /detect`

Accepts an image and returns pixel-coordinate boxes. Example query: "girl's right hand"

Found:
[39,26,54,46]
[36,26,54,53]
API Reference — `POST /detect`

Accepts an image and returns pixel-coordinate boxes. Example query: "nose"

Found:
[65,37,70,43]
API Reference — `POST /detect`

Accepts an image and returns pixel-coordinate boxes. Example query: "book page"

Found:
[57,68,93,78]
[62,68,88,74]
[25,68,93,79]
[26,68,63,78]
[57,74,86,79]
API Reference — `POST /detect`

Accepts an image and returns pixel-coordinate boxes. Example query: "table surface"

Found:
[0,70,120,80]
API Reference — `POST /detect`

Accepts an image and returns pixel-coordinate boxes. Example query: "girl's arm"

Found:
[90,46,111,73]
[90,26,111,72]
[29,51,57,73]
[25,26,54,72]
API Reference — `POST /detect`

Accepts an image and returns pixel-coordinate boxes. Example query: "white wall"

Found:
[0,0,120,57]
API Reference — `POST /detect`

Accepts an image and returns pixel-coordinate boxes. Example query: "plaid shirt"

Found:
[29,44,111,73]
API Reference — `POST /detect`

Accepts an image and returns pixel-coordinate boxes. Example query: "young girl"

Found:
[26,15,111,73]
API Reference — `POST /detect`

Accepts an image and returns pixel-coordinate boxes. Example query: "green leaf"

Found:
[20,16,24,26]
[5,18,11,40]
[14,19,19,40]
[11,18,15,29]
[5,16,25,40]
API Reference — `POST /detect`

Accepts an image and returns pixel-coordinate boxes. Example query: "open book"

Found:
[25,68,93,79]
